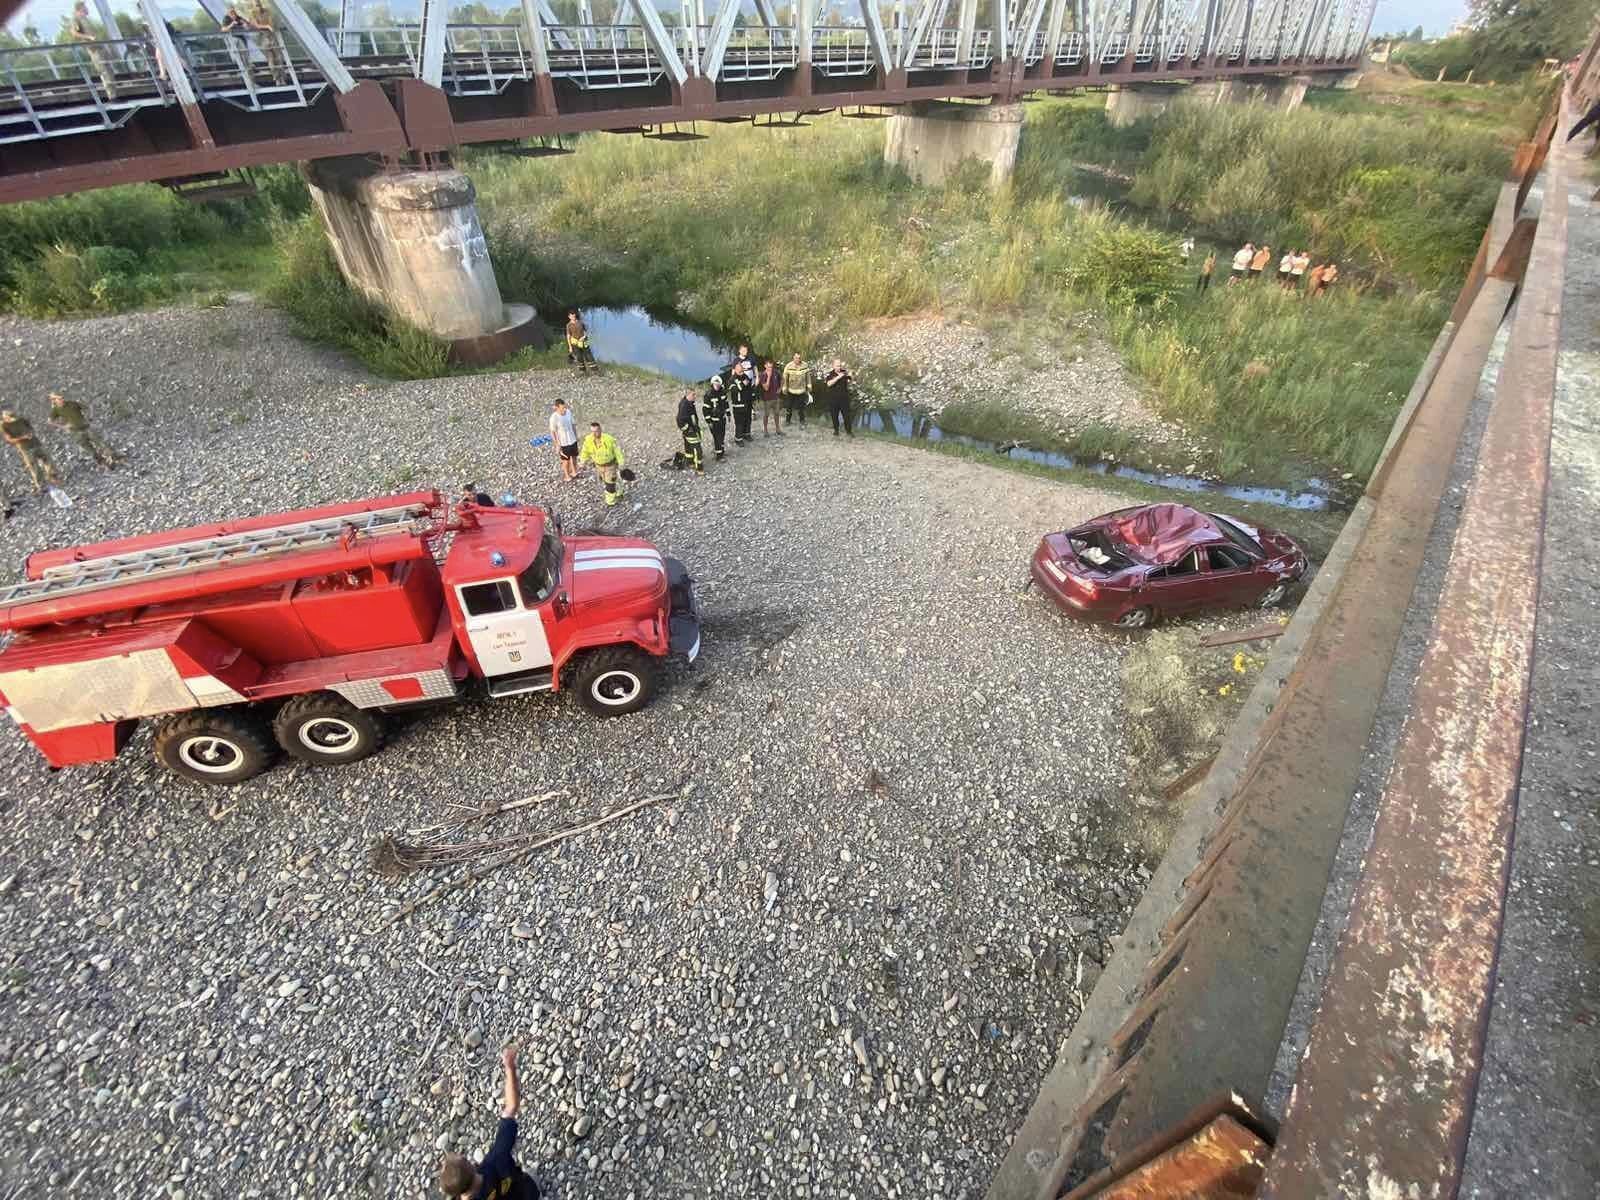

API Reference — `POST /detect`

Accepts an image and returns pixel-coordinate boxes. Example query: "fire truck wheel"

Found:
[153,711,275,785]
[272,694,386,765]
[573,647,659,717]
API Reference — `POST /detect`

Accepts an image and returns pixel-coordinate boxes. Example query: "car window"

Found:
[1210,514,1263,554]
[460,580,517,616]
[1150,550,1200,580]
[518,532,563,605]
[1208,546,1250,571]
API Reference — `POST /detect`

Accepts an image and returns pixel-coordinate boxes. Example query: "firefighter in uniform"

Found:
[565,311,596,374]
[728,361,756,445]
[701,374,731,460]
[2,408,64,493]
[782,352,809,427]
[49,393,123,467]
[577,421,626,506]
[676,388,705,474]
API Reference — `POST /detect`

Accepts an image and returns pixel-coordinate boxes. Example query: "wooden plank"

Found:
[1195,622,1285,649]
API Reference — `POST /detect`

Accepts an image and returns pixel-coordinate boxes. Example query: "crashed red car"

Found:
[1031,502,1307,630]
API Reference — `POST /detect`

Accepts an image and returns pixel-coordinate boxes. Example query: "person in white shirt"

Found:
[1230,243,1254,284]
[549,398,579,483]
[1180,236,1195,262]
[1290,250,1311,287]
[1278,250,1294,288]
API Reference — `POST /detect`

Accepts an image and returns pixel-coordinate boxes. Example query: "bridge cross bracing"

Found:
[0,0,1372,201]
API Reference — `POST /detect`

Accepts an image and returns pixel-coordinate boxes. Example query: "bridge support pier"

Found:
[302,156,545,365]
[883,100,1024,188]
[1105,75,1314,127]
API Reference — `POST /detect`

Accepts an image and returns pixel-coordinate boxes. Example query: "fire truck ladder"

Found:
[0,501,434,609]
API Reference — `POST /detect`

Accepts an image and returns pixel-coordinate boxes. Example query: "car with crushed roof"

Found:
[1030,502,1307,630]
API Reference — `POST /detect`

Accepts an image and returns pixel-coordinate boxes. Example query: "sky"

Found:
[6,0,1471,41]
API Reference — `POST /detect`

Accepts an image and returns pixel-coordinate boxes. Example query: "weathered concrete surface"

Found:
[884,100,1023,186]
[1459,128,1600,1200]
[303,157,505,341]
[1105,75,1311,127]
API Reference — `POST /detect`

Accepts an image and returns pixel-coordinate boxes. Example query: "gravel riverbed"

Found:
[0,304,1155,1199]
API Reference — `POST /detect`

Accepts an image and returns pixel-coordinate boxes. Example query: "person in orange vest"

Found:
[1249,244,1272,281]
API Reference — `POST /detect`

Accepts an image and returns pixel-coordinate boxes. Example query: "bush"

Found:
[8,242,156,316]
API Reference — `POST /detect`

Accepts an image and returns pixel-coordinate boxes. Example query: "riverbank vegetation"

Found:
[0,70,1539,481]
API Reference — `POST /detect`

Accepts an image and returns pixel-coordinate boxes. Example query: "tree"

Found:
[1409,24,1425,42]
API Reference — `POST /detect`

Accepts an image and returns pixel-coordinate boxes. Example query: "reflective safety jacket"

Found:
[578,432,623,467]
[702,385,730,425]
[676,396,700,434]
[782,361,809,395]
[729,373,756,410]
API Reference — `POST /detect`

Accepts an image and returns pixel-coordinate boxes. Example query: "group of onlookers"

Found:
[1192,241,1340,296]
[673,345,854,474]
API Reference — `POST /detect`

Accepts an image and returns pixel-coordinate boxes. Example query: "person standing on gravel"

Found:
[548,398,579,483]
[759,360,785,437]
[782,353,810,427]
[436,1045,541,1199]
[1,408,64,494]
[823,359,854,438]
[676,387,705,474]
[578,421,626,507]
[48,393,122,468]
[729,361,756,445]
[701,373,731,460]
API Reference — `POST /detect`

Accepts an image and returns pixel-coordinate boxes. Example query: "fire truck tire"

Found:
[153,711,275,785]
[272,694,386,766]
[573,647,659,717]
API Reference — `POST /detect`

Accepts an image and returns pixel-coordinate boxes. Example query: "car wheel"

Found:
[272,693,386,766]
[573,647,660,717]
[154,710,274,785]
[1258,582,1289,608]
[1114,606,1154,630]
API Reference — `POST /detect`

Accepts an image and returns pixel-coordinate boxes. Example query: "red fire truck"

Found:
[0,490,700,785]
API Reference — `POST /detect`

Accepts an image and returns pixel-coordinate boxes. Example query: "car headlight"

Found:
[1045,560,1069,583]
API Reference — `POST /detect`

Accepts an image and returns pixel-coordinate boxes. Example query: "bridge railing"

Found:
[811,26,873,75]
[442,24,529,94]
[177,31,327,112]
[548,26,666,90]
[0,36,170,145]
[1056,29,1084,65]
[720,27,801,81]
[1100,30,1128,63]
[326,24,420,70]
[906,27,992,69]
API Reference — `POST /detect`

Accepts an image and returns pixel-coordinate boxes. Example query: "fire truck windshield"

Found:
[517,531,563,605]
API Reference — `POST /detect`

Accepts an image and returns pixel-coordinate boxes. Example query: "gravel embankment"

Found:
[0,304,1153,1199]
[841,314,1212,470]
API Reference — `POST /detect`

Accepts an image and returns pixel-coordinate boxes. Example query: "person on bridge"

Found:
[1249,244,1271,281]
[565,311,598,374]
[548,398,579,483]
[676,387,705,474]
[701,373,731,460]
[759,359,784,437]
[1,408,64,495]
[728,361,756,445]
[578,421,626,507]
[69,2,120,100]
[823,359,854,438]
[245,0,287,85]
[1197,250,1216,293]
[436,1045,541,1199]
[782,353,810,426]
[1229,243,1253,284]
[48,393,123,468]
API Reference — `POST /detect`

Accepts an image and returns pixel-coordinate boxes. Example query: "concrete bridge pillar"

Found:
[1104,85,1184,127]
[302,156,543,364]
[883,100,1024,187]
[1105,74,1312,127]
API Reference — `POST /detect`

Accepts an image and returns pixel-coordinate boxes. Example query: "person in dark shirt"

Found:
[437,1046,540,1199]
[461,482,495,507]
[823,358,854,438]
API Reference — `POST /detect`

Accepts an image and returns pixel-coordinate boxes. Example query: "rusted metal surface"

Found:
[1159,754,1217,802]
[1257,90,1566,1200]
[1062,1101,1270,1200]
[1194,622,1285,649]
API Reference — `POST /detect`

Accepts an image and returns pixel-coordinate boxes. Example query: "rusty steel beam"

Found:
[1257,92,1566,1200]
[1062,1097,1271,1200]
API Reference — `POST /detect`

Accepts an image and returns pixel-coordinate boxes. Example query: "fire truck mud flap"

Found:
[665,557,702,663]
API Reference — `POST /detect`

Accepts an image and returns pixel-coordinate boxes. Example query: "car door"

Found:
[454,578,554,678]
[1139,549,1205,615]
[1204,544,1261,608]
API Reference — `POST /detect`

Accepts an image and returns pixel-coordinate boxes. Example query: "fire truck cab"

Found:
[0,490,700,785]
